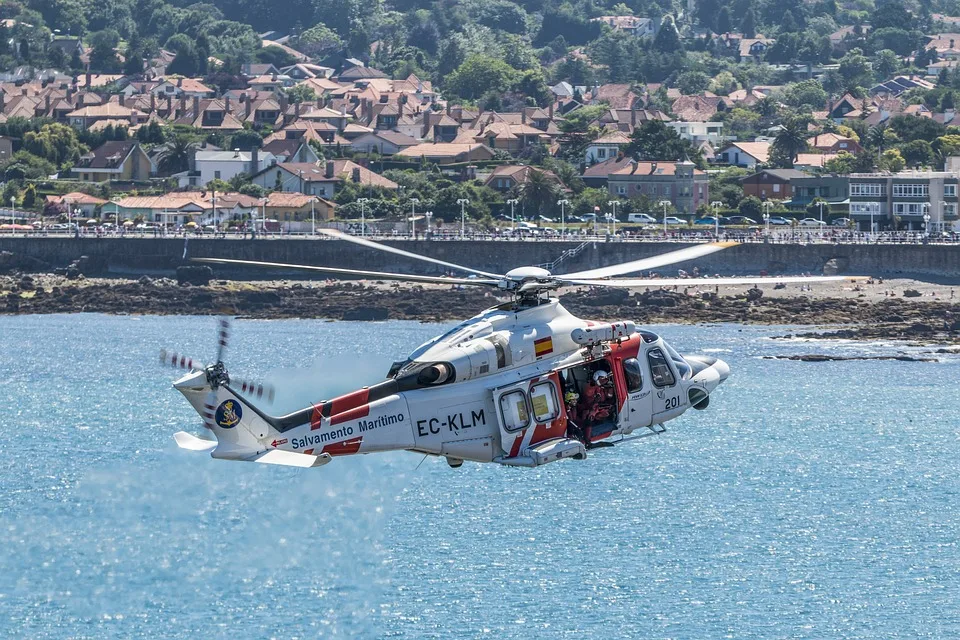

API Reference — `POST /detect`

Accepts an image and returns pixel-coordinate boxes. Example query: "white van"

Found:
[627,213,657,224]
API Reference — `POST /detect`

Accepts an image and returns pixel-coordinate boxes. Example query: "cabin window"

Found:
[622,358,643,392]
[529,382,560,423]
[499,390,530,432]
[647,348,676,387]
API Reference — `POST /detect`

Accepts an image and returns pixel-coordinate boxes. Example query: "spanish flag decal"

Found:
[534,336,553,358]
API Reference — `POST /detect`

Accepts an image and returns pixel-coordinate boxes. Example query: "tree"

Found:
[677,71,710,95]
[740,8,757,39]
[716,7,732,34]
[879,148,905,172]
[872,49,900,79]
[255,45,297,68]
[23,123,85,168]
[653,15,682,53]
[824,151,856,174]
[771,118,810,165]
[738,195,762,219]
[446,55,520,100]
[286,84,316,104]
[230,129,263,150]
[838,48,873,91]
[157,134,198,174]
[298,23,344,57]
[22,183,36,208]
[624,120,702,164]
[88,29,121,73]
[518,169,561,217]
[898,140,933,167]
[782,80,828,108]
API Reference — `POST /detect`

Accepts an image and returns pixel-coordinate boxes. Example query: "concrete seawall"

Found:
[1,237,959,281]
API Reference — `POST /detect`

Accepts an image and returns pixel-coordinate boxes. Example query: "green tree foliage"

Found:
[23,123,85,168]
[623,121,703,165]
[297,23,343,58]
[22,182,36,208]
[446,55,520,100]
[738,195,762,219]
[771,117,810,165]
[898,139,933,166]
[2,151,57,181]
[518,168,561,217]
[88,29,122,73]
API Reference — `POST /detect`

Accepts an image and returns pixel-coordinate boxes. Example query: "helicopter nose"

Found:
[714,358,730,383]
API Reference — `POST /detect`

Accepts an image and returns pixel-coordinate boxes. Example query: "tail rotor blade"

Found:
[201,389,218,431]
[233,378,276,403]
[159,349,202,372]
[215,317,230,364]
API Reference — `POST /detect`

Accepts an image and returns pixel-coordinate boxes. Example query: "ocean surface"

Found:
[0,314,959,639]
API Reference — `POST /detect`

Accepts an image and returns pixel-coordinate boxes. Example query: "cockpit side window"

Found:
[647,348,676,387]
[622,358,643,392]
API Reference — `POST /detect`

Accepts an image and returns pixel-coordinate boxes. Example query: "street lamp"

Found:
[409,198,419,238]
[923,211,931,238]
[659,200,671,236]
[607,200,620,236]
[711,200,723,238]
[73,207,81,237]
[425,210,433,238]
[816,200,826,240]
[557,199,569,236]
[763,212,770,236]
[939,200,947,236]
[457,198,469,238]
[507,198,519,232]
[357,198,369,237]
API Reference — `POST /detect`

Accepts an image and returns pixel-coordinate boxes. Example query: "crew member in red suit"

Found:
[579,370,615,441]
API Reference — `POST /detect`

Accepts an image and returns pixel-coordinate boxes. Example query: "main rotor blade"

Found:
[318,229,504,279]
[562,242,738,279]
[564,275,868,289]
[192,257,500,287]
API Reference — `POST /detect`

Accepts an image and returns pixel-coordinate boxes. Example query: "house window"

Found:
[892,183,928,198]
[617,186,626,195]
[850,183,885,197]
[597,148,606,158]
[851,202,881,216]
[773,183,781,193]
[945,184,957,197]
[662,185,671,196]
[214,171,221,179]
[944,203,957,218]
[893,203,923,215]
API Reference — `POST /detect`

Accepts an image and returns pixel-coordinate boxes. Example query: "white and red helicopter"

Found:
[163,233,859,470]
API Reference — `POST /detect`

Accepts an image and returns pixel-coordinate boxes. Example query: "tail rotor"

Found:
[159,317,275,432]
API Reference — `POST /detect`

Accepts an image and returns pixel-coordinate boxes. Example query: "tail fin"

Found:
[173,370,330,467]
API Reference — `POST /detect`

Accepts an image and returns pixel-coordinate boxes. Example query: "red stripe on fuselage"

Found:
[322,437,362,456]
[329,389,370,416]
[330,404,370,425]
[509,434,524,458]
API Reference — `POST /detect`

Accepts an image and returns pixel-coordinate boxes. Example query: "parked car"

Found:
[831,217,852,226]
[663,216,686,225]
[724,215,758,225]
[538,215,555,222]
[798,218,827,226]
[627,213,657,224]
[694,216,720,225]
[602,213,617,222]
[767,216,792,225]
[580,213,597,222]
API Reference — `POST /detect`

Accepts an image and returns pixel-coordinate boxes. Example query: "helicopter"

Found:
[162,232,862,470]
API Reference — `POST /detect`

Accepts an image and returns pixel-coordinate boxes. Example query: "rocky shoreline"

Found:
[2,273,958,345]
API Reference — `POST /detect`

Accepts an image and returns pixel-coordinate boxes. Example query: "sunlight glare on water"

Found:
[0,314,958,639]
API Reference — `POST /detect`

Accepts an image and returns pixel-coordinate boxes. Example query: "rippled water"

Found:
[0,314,958,639]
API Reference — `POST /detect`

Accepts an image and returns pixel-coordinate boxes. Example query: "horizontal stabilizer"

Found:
[174,431,217,452]
[247,449,333,468]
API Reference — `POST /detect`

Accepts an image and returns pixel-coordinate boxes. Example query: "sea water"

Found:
[0,314,958,640]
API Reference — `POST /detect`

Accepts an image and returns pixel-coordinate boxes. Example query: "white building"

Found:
[194,149,277,186]
[584,131,630,165]
[666,121,725,146]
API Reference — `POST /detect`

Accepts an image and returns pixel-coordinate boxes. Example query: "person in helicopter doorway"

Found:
[563,390,585,443]
[578,369,616,444]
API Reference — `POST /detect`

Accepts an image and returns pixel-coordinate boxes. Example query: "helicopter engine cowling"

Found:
[571,321,636,346]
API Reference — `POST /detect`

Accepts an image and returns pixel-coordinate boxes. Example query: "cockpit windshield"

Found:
[663,342,692,380]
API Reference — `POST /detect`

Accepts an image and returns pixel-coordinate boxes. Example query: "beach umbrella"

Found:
[122,220,134,227]
[185,221,198,228]
[86,219,98,225]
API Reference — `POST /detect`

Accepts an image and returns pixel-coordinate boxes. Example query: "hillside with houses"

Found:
[1,0,960,232]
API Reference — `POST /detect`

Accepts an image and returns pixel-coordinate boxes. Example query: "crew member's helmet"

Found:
[593,370,609,384]
[564,391,579,405]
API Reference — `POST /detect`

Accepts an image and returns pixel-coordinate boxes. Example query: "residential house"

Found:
[251,160,398,199]
[194,149,277,186]
[738,37,775,61]
[66,102,147,130]
[670,94,729,122]
[715,141,770,168]
[72,141,154,183]
[152,78,215,99]
[0,135,12,162]
[394,142,495,164]
[607,160,709,215]
[591,16,655,38]
[807,132,863,154]
[925,33,960,60]
[793,153,838,171]
[870,75,935,97]
[666,120,725,146]
[484,165,565,193]
[260,139,320,164]
[585,131,630,165]
[739,169,810,201]
[264,192,336,232]
[581,156,633,188]
[350,131,419,155]
[102,194,212,225]
[44,192,108,217]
